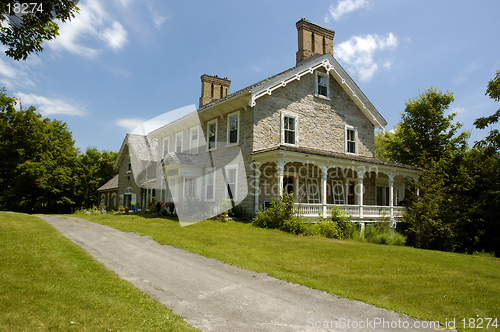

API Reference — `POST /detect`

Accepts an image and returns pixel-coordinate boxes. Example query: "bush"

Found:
[252,192,305,234]
[363,222,406,246]
[312,207,354,239]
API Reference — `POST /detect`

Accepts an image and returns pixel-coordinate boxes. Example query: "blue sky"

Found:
[1,0,499,152]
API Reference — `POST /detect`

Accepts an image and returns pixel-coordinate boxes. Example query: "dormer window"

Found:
[316,72,329,98]
[345,125,357,154]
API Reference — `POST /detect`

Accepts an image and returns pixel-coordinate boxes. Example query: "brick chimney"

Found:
[296,18,335,65]
[199,74,231,108]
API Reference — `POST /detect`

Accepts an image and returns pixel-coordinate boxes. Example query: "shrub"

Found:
[363,222,406,246]
[252,192,305,234]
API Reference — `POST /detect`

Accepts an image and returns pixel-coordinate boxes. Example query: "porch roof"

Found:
[251,145,422,173]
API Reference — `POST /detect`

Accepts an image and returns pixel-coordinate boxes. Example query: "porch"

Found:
[251,145,422,222]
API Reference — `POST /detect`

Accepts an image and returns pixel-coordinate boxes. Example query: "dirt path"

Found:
[36,215,446,332]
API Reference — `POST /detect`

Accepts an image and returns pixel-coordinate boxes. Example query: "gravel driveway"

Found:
[36,215,448,332]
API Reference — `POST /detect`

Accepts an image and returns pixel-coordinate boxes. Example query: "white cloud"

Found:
[328,0,371,21]
[116,118,146,131]
[0,58,18,79]
[452,58,483,86]
[100,21,128,51]
[150,8,167,30]
[335,33,398,82]
[15,92,86,116]
[48,0,128,58]
[0,57,36,89]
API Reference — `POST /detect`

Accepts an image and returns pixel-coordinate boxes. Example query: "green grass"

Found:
[75,213,500,331]
[0,212,200,332]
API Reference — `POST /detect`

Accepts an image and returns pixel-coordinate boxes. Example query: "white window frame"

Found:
[226,111,240,146]
[205,169,216,202]
[281,112,298,146]
[224,164,238,201]
[315,71,329,99]
[207,118,218,151]
[183,177,197,198]
[162,136,170,159]
[175,131,183,153]
[189,126,199,154]
[345,125,357,155]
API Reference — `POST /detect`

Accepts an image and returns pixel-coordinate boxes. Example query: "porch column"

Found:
[277,159,284,198]
[389,173,395,219]
[321,166,328,218]
[357,171,364,219]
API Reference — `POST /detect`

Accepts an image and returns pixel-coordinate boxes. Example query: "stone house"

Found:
[97,175,119,210]
[114,134,157,211]
[117,19,421,222]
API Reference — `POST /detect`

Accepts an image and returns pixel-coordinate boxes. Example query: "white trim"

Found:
[315,71,330,99]
[189,125,199,154]
[226,111,240,146]
[345,125,358,155]
[248,54,386,129]
[225,164,238,201]
[162,136,170,159]
[281,112,298,146]
[175,131,183,153]
[207,118,218,151]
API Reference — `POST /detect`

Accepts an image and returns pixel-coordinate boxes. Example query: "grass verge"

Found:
[75,213,500,331]
[0,212,199,332]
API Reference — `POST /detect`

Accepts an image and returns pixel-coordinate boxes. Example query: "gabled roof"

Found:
[197,53,387,129]
[97,175,118,191]
[114,134,158,169]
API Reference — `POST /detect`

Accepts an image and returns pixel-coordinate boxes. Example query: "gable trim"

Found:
[248,54,386,129]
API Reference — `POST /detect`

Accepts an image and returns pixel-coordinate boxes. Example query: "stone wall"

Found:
[117,145,143,210]
[253,68,375,157]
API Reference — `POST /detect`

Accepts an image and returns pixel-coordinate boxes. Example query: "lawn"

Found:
[75,213,500,332]
[0,212,200,332]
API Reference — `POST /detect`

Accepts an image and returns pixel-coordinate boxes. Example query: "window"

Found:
[225,166,237,200]
[190,126,199,154]
[127,155,131,172]
[316,72,329,98]
[207,119,217,150]
[162,137,170,158]
[227,111,239,145]
[282,113,297,145]
[345,126,357,154]
[205,170,215,201]
[175,132,183,153]
[185,178,196,197]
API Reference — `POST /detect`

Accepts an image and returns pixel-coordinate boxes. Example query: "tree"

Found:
[386,87,470,251]
[74,147,118,208]
[387,87,469,168]
[0,87,78,213]
[0,1,79,60]
[474,70,500,151]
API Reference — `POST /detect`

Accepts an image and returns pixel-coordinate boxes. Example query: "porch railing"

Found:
[294,203,406,219]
